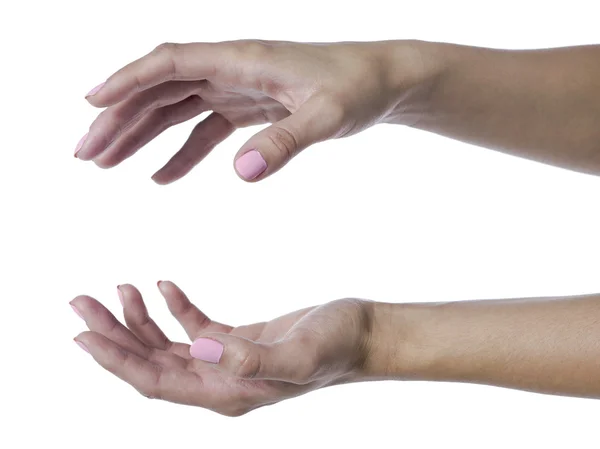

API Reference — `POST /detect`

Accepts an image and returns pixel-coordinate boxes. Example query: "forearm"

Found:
[365,294,600,398]
[385,41,600,175]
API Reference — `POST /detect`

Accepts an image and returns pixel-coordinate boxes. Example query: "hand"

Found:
[71,281,374,416]
[75,40,426,183]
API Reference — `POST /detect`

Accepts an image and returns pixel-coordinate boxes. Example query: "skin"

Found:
[73,282,372,416]
[73,284,600,417]
[73,40,600,412]
[76,40,414,182]
[77,40,600,180]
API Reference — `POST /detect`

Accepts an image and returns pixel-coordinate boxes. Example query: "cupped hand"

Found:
[75,40,424,183]
[71,281,374,416]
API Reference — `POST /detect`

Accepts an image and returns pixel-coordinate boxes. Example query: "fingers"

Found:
[151,113,236,185]
[76,81,205,161]
[93,95,206,169]
[118,284,172,351]
[85,42,231,108]
[74,331,203,404]
[189,333,318,384]
[233,95,345,182]
[157,281,232,340]
[70,295,149,358]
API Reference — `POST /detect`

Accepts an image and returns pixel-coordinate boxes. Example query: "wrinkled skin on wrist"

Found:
[72,281,374,416]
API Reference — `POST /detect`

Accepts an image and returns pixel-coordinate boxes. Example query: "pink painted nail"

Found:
[235,150,267,180]
[71,304,84,320]
[74,133,88,157]
[117,286,124,307]
[190,338,224,363]
[86,82,105,97]
[74,339,90,354]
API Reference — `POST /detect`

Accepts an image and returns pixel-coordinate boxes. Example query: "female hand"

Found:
[71,281,375,416]
[75,40,426,183]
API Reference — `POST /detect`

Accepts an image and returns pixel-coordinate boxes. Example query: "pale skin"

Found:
[73,40,600,414]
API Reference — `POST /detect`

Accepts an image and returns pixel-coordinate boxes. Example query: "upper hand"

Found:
[72,281,374,416]
[75,40,424,183]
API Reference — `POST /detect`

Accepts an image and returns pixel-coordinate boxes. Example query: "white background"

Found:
[1,0,599,447]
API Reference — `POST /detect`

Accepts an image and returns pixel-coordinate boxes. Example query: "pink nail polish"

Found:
[235,150,267,180]
[117,286,124,307]
[74,133,88,157]
[75,340,90,354]
[86,82,105,97]
[71,304,84,320]
[190,338,224,363]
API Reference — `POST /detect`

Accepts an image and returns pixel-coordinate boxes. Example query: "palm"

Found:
[73,281,360,415]
[167,306,318,411]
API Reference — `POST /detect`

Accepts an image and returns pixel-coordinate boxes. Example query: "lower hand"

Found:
[75,40,427,183]
[71,282,375,416]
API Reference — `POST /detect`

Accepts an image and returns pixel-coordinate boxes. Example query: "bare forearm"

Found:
[387,41,600,175]
[365,294,600,398]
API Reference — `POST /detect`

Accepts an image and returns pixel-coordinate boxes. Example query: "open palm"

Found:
[72,281,372,416]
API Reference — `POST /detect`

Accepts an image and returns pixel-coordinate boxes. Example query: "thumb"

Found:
[233,96,344,182]
[189,333,318,384]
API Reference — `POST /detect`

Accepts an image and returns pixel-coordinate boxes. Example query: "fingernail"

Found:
[74,339,90,354]
[235,150,267,180]
[86,82,105,97]
[117,286,124,307]
[71,304,84,320]
[190,338,224,363]
[74,133,88,157]
[157,280,163,289]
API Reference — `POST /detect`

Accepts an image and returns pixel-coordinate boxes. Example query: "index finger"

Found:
[85,42,227,107]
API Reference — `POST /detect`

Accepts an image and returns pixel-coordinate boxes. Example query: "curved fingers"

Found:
[151,112,235,184]
[119,284,192,359]
[94,95,207,169]
[77,81,204,160]
[86,42,234,108]
[118,285,169,346]
[70,295,149,358]
[157,281,233,340]
[74,331,205,405]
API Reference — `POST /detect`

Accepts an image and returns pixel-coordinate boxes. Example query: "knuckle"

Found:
[153,42,179,54]
[267,126,299,160]
[152,42,180,78]
[242,40,271,60]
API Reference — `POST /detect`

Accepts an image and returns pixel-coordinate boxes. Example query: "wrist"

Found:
[380,40,461,126]
[361,301,446,381]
